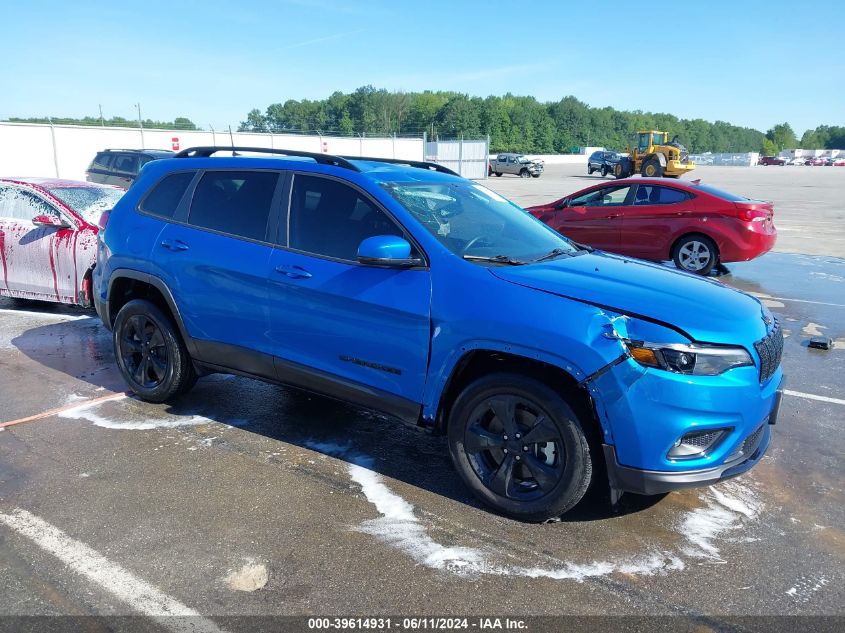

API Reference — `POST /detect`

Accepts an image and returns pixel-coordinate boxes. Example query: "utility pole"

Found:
[135,103,145,149]
[99,104,104,126]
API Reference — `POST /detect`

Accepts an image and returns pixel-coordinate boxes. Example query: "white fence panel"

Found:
[425,139,489,179]
[0,122,425,181]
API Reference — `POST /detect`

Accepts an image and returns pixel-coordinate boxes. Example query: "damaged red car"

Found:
[0,178,124,306]
[526,178,777,275]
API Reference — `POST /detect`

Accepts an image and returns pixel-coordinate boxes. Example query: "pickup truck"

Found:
[490,153,544,178]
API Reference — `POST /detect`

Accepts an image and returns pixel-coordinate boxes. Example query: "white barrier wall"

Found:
[0,122,425,181]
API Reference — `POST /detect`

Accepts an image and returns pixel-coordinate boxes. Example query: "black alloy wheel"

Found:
[448,374,593,521]
[464,395,566,502]
[113,299,197,402]
[119,314,168,389]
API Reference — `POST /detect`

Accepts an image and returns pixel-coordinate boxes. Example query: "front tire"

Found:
[672,234,718,275]
[641,158,664,177]
[113,299,197,402]
[519,169,530,178]
[447,374,593,522]
[600,165,609,177]
[495,172,502,177]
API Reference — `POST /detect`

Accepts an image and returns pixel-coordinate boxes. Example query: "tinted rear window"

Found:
[188,170,279,241]
[140,172,195,219]
[113,154,140,174]
[93,153,112,169]
[693,183,747,202]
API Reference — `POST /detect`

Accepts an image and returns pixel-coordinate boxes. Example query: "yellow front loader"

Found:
[613,131,696,179]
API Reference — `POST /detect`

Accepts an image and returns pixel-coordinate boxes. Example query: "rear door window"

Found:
[188,170,279,242]
[140,172,196,219]
[634,185,691,205]
[113,154,140,175]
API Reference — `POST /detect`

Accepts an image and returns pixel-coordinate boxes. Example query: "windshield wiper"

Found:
[570,241,594,252]
[532,247,572,263]
[463,254,526,265]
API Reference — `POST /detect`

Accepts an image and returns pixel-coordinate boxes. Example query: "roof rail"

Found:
[173,146,361,171]
[102,148,174,152]
[344,156,459,176]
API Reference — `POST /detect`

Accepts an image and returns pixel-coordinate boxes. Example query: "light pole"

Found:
[135,103,144,149]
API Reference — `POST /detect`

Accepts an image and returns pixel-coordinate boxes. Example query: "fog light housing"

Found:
[667,428,730,460]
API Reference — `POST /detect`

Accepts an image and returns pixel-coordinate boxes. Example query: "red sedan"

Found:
[526,178,777,275]
[0,178,123,305]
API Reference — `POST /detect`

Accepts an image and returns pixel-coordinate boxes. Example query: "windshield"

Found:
[382,181,577,263]
[48,186,124,224]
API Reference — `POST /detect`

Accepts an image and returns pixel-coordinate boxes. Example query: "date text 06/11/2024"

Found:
[307,617,528,630]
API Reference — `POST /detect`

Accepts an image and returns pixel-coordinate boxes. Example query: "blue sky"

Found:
[2,0,842,135]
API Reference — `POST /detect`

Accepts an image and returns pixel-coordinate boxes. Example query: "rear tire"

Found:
[447,373,593,522]
[495,172,502,177]
[672,234,718,276]
[587,166,594,174]
[113,299,197,402]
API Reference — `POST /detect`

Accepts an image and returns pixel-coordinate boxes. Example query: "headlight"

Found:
[623,340,753,376]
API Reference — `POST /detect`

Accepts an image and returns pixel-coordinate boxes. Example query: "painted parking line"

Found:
[0,509,226,633]
[769,297,845,308]
[0,307,88,320]
[784,389,845,406]
[0,392,128,429]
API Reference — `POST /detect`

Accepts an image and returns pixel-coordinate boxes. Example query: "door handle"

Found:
[160,239,189,251]
[274,265,312,279]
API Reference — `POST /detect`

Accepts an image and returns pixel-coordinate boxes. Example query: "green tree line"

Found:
[238,86,786,154]
[5,115,198,130]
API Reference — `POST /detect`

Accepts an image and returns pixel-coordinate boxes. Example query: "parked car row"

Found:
[2,146,782,522]
[765,156,845,166]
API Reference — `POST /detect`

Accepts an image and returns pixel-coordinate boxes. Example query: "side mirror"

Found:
[32,214,70,229]
[555,198,569,210]
[357,235,422,268]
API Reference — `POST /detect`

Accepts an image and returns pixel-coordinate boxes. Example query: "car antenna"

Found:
[228,125,237,156]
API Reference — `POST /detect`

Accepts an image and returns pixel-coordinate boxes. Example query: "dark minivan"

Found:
[86,149,175,189]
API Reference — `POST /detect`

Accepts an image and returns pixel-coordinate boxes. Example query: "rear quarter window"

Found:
[655,186,691,204]
[93,153,113,169]
[140,172,196,219]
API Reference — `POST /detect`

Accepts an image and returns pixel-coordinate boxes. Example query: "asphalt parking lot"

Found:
[1,165,843,631]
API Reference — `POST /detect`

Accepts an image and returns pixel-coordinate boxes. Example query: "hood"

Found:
[490,252,768,345]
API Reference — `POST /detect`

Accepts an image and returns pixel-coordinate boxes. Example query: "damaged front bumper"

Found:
[585,350,783,497]
[602,421,772,496]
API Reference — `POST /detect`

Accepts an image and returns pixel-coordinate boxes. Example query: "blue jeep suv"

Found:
[94,146,783,521]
